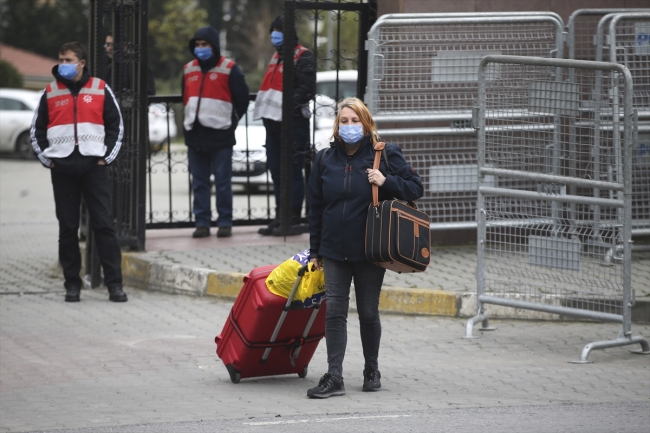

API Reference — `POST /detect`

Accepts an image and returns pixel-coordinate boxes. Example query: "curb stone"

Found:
[120,252,650,322]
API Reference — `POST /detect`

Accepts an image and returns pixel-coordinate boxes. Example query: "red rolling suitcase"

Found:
[214,264,326,383]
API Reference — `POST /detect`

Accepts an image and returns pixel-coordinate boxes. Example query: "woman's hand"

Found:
[366,168,385,186]
[310,257,322,271]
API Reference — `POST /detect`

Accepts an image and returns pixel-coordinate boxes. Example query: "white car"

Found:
[148,103,177,151]
[231,104,270,192]
[316,70,358,102]
[231,70,359,190]
[313,70,358,151]
[0,88,42,159]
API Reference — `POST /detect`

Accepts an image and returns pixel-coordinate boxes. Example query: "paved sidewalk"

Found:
[1,159,649,433]
[1,287,649,432]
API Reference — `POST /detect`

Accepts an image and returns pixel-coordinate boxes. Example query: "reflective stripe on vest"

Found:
[183,57,234,131]
[253,45,308,121]
[44,77,107,159]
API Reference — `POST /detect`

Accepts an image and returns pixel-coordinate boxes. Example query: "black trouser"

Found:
[51,164,122,289]
[322,257,386,377]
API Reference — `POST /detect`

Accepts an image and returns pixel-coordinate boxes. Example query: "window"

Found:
[0,98,31,111]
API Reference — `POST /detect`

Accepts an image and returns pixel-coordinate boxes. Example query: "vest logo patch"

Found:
[210,73,218,81]
[83,95,93,103]
[55,99,69,107]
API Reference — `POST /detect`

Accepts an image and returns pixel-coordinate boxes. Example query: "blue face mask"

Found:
[271,31,283,47]
[339,124,364,144]
[58,62,80,80]
[194,47,213,61]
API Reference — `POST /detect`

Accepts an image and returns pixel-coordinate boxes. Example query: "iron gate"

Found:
[88,0,148,250]
[273,0,377,235]
[142,0,376,235]
[464,55,649,362]
[85,0,148,287]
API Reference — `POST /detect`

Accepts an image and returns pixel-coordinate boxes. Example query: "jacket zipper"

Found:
[341,156,353,259]
[73,94,78,145]
[194,72,207,121]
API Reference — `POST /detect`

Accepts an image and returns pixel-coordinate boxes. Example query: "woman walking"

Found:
[306,97,423,398]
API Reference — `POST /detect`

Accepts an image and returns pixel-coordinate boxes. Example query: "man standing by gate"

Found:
[31,41,127,303]
[183,26,249,239]
[254,15,316,236]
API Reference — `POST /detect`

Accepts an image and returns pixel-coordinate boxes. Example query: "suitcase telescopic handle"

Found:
[260,264,310,364]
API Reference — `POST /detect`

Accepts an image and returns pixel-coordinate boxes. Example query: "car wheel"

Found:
[16,132,35,160]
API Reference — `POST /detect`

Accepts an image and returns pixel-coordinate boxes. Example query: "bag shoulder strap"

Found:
[371,142,385,206]
[371,141,417,210]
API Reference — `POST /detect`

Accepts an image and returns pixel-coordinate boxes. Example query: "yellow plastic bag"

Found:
[266,249,325,307]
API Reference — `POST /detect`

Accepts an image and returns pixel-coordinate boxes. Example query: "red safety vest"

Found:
[253,45,308,122]
[183,56,234,131]
[44,77,107,158]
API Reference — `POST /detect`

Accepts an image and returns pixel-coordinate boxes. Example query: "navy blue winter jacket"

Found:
[307,135,424,262]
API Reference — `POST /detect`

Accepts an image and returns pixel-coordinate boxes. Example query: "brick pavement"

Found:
[1,288,649,432]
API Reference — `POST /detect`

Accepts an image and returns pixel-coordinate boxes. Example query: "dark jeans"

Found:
[188,146,233,228]
[51,164,122,289]
[323,257,386,377]
[262,118,310,212]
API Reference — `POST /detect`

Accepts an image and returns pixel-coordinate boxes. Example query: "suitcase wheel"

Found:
[298,365,308,378]
[226,364,241,384]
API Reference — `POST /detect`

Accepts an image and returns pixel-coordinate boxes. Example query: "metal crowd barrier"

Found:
[568,9,650,238]
[566,8,649,61]
[606,13,650,237]
[464,55,649,362]
[365,14,564,229]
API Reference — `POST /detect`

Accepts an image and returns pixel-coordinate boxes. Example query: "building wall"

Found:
[377,0,648,24]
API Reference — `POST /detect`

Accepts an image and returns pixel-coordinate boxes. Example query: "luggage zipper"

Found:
[392,208,429,226]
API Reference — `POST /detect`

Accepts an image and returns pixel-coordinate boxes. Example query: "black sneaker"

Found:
[362,369,381,392]
[307,373,345,398]
[192,227,210,238]
[108,286,128,302]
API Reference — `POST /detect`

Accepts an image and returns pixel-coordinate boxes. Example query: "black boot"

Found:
[258,208,280,236]
[272,208,308,236]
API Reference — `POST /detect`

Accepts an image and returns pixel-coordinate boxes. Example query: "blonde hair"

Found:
[332,97,379,144]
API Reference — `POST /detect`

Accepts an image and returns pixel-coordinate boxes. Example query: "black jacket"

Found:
[181,26,249,151]
[32,65,124,172]
[307,136,424,262]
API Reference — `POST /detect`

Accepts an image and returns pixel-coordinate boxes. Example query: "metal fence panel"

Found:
[566,8,649,61]
[366,16,564,120]
[609,13,650,236]
[366,15,563,229]
[466,55,649,362]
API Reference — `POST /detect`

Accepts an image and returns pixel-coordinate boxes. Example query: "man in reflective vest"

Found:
[183,26,249,239]
[254,15,316,236]
[31,41,127,303]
